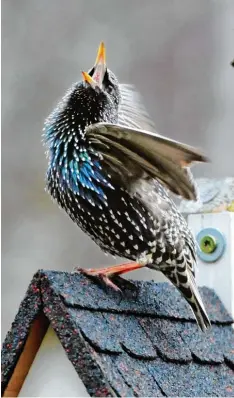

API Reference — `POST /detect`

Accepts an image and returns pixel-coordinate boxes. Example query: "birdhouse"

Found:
[1,271,234,397]
[179,177,234,316]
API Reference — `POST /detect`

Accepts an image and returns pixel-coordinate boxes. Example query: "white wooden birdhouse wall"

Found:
[179,178,234,317]
[188,212,234,317]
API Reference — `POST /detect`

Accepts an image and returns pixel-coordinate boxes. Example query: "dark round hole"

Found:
[204,240,210,247]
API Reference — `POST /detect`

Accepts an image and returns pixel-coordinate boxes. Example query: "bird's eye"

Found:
[105,85,115,95]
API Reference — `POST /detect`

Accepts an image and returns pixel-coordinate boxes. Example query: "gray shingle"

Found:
[148,360,234,397]
[102,313,157,359]
[113,353,164,397]
[200,286,233,323]
[98,354,136,397]
[69,309,123,354]
[179,323,225,363]
[139,318,192,362]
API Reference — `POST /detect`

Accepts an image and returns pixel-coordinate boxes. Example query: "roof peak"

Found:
[2,269,234,397]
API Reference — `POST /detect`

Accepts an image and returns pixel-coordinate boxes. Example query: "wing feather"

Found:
[86,123,208,200]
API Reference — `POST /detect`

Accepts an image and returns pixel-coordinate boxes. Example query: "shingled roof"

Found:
[2,270,234,397]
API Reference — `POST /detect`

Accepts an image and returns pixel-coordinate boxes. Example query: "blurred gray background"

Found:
[2,0,234,339]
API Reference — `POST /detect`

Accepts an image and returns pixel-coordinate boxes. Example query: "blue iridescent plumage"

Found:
[44,121,114,206]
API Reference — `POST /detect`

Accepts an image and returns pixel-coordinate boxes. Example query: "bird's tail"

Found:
[185,271,211,331]
[166,269,211,332]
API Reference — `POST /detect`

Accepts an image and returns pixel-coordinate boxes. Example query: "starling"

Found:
[43,42,210,331]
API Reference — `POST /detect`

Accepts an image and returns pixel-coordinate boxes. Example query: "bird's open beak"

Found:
[81,72,98,89]
[82,42,107,89]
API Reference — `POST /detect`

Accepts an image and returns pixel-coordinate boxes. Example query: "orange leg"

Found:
[74,262,145,292]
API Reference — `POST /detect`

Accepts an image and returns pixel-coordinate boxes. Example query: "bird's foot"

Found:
[73,262,144,294]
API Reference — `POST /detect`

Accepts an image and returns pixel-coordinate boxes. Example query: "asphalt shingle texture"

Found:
[2,270,234,397]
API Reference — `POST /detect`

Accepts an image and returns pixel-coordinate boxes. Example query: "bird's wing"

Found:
[118,84,156,131]
[86,122,208,201]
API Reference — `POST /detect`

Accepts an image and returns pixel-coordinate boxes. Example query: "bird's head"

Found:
[85,42,121,107]
[44,42,122,153]
[67,42,121,124]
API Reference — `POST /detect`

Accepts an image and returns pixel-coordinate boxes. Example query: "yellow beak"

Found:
[81,71,98,89]
[94,41,106,67]
[82,42,107,88]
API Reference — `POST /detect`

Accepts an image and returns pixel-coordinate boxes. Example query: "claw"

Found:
[76,267,123,294]
[73,262,145,294]
[100,274,123,293]
[112,275,139,292]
